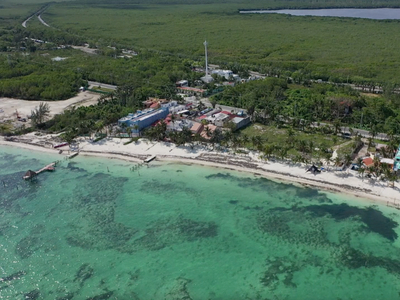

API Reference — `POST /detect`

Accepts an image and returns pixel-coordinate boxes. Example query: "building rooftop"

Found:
[362,157,374,167]
[178,86,206,93]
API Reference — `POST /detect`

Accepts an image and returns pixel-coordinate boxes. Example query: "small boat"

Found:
[67,152,79,159]
[144,155,156,163]
[54,142,68,149]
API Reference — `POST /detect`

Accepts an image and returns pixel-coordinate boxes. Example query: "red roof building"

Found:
[362,157,374,168]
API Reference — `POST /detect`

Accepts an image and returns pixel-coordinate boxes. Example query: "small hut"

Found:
[23,170,37,180]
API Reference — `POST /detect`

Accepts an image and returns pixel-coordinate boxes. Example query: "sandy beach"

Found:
[1,133,399,208]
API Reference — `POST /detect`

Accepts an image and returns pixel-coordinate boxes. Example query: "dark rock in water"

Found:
[15,236,40,259]
[295,187,332,203]
[0,221,11,236]
[86,291,114,300]
[243,205,263,210]
[337,246,400,275]
[179,218,218,239]
[0,271,26,282]
[0,171,40,213]
[135,217,218,251]
[299,203,398,241]
[24,289,40,300]
[30,224,46,235]
[165,277,193,300]
[56,293,75,300]
[228,200,238,205]
[205,173,232,180]
[74,264,94,287]
[139,179,199,199]
[66,162,86,172]
[260,258,299,289]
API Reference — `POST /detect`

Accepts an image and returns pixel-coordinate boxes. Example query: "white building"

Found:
[206,112,231,127]
[211,69,241,81]
[167,119,193,132]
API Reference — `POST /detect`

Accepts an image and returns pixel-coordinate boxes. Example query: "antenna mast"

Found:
[204,40,208,77]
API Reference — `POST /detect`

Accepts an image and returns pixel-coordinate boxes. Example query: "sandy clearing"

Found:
[0,91,101,121]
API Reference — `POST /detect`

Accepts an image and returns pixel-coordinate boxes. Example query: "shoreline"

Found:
[1,136,399,209]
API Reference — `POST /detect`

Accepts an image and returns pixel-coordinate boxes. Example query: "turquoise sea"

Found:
[1,145,400,300]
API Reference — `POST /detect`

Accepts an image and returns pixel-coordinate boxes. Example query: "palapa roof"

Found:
[24,170,37,178]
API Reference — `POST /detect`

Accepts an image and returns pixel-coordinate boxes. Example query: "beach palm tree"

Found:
[204,126,212,139]
[386,171,398,188]
[333,119,342,135]
[30,102,50,127]
[358,167,366,180]
[241,134,249,147]
[133,124,140,136]
[334,156,342,167]
[126,127,132,138]
[262,144,274,160]
[278,146,289,161]
[251,135,263,151]
[344,153,353,167]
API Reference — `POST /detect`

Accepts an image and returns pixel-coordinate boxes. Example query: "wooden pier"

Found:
[23,163,55,180]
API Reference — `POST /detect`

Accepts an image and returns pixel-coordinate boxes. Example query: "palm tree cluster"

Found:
[30,102,50,127]
[358,156,398,187]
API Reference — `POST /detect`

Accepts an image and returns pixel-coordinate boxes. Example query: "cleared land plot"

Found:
[0,91,100,122]
[239,123,346,155]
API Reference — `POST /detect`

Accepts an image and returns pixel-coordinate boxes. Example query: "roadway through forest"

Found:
[21,5,50,28]
[88,81,117,90]
[38,14,50,27]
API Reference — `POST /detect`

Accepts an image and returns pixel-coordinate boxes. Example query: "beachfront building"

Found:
[394,144,400,172]
[190,122,203,135]
[118,107,169,133]
[167,119,193,132]
[231,116,251,130]
[206,112,231,127]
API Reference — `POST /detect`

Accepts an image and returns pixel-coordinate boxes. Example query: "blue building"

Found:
[118,107,169,133]
[394,144,400,172]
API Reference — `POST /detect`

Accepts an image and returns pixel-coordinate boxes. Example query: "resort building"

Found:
[166,119,193,132]
[394,144,400,172]
[118,107,169,133]
[190,122,203,135]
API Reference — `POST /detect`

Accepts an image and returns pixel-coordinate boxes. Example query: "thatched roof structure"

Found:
[23,170,37,180]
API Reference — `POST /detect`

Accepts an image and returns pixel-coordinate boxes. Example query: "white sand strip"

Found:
[1,136,399,209]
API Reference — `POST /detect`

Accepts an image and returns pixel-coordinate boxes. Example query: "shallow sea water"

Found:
[1,146,400,300]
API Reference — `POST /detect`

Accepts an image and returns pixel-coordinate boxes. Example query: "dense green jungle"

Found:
[1,0,400,139]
